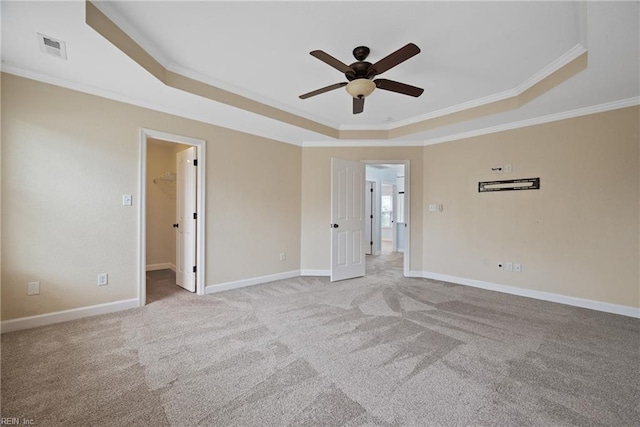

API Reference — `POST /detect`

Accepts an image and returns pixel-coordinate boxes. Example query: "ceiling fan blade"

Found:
[367,43,421,77]
[353,96,365,114]
[374,79,424,97]
[310,50,354,74]
[299,82,348,99]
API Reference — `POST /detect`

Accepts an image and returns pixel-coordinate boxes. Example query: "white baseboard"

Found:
[300,269,331,277]
[420,271,640,319]
[1,298,140,334]
[407,271,426,278]
[146,263,176,271]
[206,270,301,294]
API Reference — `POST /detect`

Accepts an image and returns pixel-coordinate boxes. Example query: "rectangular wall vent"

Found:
[37,33,67,59]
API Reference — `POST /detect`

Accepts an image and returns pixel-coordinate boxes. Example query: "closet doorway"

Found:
[139,129,206,306]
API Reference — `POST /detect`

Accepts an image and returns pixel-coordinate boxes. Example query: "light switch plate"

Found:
[97,273,108,286]
[28,281,40,295]
[122,194,132,206]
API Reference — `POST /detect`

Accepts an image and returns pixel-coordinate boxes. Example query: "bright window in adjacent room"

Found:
[381,194,393,227]
[397,193,405,223]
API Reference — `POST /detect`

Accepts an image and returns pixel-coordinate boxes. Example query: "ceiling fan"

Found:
[299,43,424,114]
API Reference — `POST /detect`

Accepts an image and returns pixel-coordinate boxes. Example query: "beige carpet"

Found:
[2,253,639,426]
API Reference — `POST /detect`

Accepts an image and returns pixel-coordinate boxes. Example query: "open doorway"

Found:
[329,159,410,281]
[138,129,206,307]
[145,139,189,272]
[364,162,408,270]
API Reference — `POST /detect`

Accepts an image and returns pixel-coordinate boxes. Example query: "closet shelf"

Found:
[153,172,176,184]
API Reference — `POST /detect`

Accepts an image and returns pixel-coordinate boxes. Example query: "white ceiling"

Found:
[2,1,639,146]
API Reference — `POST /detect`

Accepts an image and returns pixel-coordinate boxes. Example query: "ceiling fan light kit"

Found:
[346,79,376,99]
[300,43,423,114]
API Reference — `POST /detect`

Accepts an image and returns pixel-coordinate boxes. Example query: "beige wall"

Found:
[300,147,423,272]
[1,73,301,320]
[1,72,637,322]
[209,123,301,284]
[423,106,640,308]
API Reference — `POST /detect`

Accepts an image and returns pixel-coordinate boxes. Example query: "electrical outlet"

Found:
[504,164,512,173]
[279,252,286,261]
[514,263,522,272]
[428,204,437,212]
[97,273,108,286]
[506,262,513,272]
[497,262,504,271]
[28,281,40,296]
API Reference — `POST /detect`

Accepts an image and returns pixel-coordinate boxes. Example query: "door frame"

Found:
[364,160,411,277]
[138,128,207,306]
[365,180,376,255]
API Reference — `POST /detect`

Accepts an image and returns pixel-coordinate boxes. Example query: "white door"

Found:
[391,184,398,252]
[331,158,365,282]
[365,181,375,255]
[176,146,197,292]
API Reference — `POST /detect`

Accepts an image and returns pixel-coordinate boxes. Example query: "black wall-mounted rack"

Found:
[478,177,540,192]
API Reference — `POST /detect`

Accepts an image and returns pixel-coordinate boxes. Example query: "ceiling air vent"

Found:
[37,33,67,59]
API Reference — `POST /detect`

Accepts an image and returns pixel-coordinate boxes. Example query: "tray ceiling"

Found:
[1,1,638,145]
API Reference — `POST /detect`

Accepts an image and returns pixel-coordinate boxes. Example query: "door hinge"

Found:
[370,241,373,246]
[370,188,373,193]
[193,266,197,273]
[193,212,197,220]
[193,159,198,166]
[370,214,373,219]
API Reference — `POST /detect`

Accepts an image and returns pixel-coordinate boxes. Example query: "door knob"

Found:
[333,224,339,228]
[173,223,179,228]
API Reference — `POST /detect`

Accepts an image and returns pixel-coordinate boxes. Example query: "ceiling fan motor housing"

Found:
[345,50,376,98]
[345,61,372,81]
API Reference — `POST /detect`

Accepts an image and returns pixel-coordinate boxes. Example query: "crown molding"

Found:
[87,0,595,142]
[339,44,588,132]
[514,44,587,94]
[422,97,640,146]
[166,62,341,130]
[93,1,341,131]
[302,97,639,147]
[302,139,424,148]
[85,1,338,139]
[5,59,635,150]
[90,1,174,69]
[0,63,304,147]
